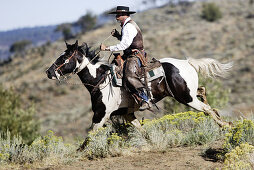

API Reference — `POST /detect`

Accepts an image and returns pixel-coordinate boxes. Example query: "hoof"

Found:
[228,121,233,127]
[222,121,233,128]
[77,137,90,152]
[139,101,151,111]
[76,147,84,152]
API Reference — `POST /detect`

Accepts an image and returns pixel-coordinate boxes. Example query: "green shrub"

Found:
[201,2,222,22]
[223,143,254,169]
[223,119,254,152]
[83,126,125,159]
[138,111,221,149]
[0,85,40,144]
[0,130,77,165]
[83,111,221,157]
[164,77,230,114]
[0,112,222,166]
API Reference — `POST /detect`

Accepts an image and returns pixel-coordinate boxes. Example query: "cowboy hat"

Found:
[108,6,136,14]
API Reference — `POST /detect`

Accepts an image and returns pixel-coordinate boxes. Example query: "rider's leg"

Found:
[124,57,151,110]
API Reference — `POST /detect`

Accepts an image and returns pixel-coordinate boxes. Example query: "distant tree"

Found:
[9,40,32,53]
[201,2,222,22]
[74,11,97,33]
[55,23,73,40]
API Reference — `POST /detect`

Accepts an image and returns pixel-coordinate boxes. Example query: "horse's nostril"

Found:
[46,70,52,79]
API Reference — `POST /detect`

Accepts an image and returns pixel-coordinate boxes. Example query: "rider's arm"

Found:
[108,23,137,51]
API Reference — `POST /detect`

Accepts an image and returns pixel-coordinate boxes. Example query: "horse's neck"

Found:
[77,62,109,92]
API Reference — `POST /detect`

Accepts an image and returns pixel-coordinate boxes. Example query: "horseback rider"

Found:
[100,6,152,111]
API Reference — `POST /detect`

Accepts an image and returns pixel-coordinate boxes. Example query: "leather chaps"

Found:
[123,56,146,104]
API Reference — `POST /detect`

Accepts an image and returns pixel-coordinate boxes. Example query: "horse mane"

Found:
[78,43,109,65]
[65,41,109,66]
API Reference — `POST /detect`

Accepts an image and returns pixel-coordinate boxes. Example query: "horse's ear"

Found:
[74,40,78,50]
[65,41,71,49]
[80,42,88,55]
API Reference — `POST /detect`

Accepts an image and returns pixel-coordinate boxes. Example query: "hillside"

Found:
[0,26,62,61]
[0,0,253,141]
[0,0,174,62]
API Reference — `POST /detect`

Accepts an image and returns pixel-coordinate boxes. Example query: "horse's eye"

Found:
[62,54,70,60]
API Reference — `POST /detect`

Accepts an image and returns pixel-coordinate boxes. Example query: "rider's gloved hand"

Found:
[111,29,121,39]
[100,44,109,51]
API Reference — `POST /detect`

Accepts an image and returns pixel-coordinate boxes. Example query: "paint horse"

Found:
[46,40,233,150]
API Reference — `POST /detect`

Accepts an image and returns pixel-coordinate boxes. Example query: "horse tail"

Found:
[187,57,233,78]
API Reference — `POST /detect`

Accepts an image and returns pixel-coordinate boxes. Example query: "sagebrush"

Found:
[201,2,222,22]
[0,85,40,144]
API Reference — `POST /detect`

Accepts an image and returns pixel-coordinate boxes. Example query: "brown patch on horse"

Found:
[197,86,208,104]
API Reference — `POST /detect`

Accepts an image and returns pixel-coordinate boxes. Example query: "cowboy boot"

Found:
[139,100,152,111]
[138,90,152,111]
[132,93,151,111]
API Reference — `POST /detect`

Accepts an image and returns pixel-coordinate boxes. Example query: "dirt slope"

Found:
[0,0,253,139]
[55,143,224,170]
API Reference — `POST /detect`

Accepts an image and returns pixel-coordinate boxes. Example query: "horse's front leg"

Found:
[123,112,142,130]
[77,112,111,151]
[78,99,121,151]
[77,109,112,151]
[78,85,122,151]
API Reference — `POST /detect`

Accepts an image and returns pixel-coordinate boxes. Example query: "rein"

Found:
[80,49,101,71]
[54,35,113,88]
[58,71,113,88]
[55,50,113,90]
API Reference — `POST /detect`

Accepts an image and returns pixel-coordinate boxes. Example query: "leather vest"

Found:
[122,20,144,55]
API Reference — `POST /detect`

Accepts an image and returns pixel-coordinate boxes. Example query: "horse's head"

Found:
[46,40,89,80]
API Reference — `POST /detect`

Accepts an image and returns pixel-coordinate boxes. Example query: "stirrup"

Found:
[139,100,151,111]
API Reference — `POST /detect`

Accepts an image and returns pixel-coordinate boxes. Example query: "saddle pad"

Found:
[147,66,164,82]
[110,65,165,87]
[110,65,122,86]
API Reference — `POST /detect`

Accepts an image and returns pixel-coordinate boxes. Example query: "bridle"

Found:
[54,50,78,72]
[53,49,113,91]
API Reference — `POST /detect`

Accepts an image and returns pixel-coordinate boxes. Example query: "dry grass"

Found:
[0,0,253,141]
[0,111,221,168]
[1,112,254,169]
[81,111,221,159]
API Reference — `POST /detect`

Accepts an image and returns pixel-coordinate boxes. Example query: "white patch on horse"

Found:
[54,71,61,80]
[160,58,221,122]
[94,71,139,129]
[147,81,153,100]
[76,57,100,78]
[160,58,198,98]
[100,73,122,111]
[60,52,66,56]
[92,73,123,130]
[87,63,100,78]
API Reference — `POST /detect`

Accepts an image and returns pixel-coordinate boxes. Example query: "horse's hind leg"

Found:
[187,97,230,127]
[197,87,222,118]
[197,86,208,105]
